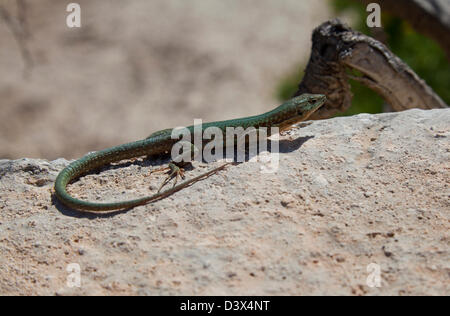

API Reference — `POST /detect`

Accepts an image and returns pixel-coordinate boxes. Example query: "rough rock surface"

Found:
[0,109,449,295]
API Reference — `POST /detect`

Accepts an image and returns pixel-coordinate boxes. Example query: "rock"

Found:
[0,109,448,295]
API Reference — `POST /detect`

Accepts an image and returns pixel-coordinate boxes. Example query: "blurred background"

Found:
[0,0,448,159]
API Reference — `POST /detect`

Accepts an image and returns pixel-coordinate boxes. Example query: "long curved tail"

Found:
[54,156,229,212]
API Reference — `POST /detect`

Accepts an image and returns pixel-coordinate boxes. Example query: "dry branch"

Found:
[295,19,448,119]
[359,0,450,60]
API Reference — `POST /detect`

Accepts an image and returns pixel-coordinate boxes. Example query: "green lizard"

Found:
[54,93,326,212]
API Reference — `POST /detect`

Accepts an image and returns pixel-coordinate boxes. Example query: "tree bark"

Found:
[295,19,448,120]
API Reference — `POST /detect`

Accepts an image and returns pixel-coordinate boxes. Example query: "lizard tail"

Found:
[54,160,230,212]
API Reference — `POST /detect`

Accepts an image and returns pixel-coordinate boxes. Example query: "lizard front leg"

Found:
[154,141,199,193]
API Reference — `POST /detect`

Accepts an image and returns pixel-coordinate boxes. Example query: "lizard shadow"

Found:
[277,135,314,153]
[236,135,315,161]
[54,135,314,218]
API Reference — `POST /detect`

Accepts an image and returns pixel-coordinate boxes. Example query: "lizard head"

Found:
[293,93,326,119]
[275,93,326,131]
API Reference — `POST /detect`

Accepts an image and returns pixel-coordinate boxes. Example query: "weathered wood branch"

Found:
[295,19,448,119]
[360,0,450,60]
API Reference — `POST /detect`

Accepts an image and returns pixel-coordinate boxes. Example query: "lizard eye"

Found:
[310,95,326,104]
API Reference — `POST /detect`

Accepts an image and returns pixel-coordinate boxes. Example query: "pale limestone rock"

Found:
[0,109,448,295]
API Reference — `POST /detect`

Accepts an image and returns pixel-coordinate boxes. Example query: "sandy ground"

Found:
[0,0,332,159]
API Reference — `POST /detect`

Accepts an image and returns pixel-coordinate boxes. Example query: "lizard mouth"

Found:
[307,95,326,113]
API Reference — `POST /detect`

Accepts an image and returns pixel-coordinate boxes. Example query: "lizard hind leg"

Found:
[155,141,198,193]
[157,162,186,193]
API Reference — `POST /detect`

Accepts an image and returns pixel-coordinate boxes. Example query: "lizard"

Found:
[54,93,326,212]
